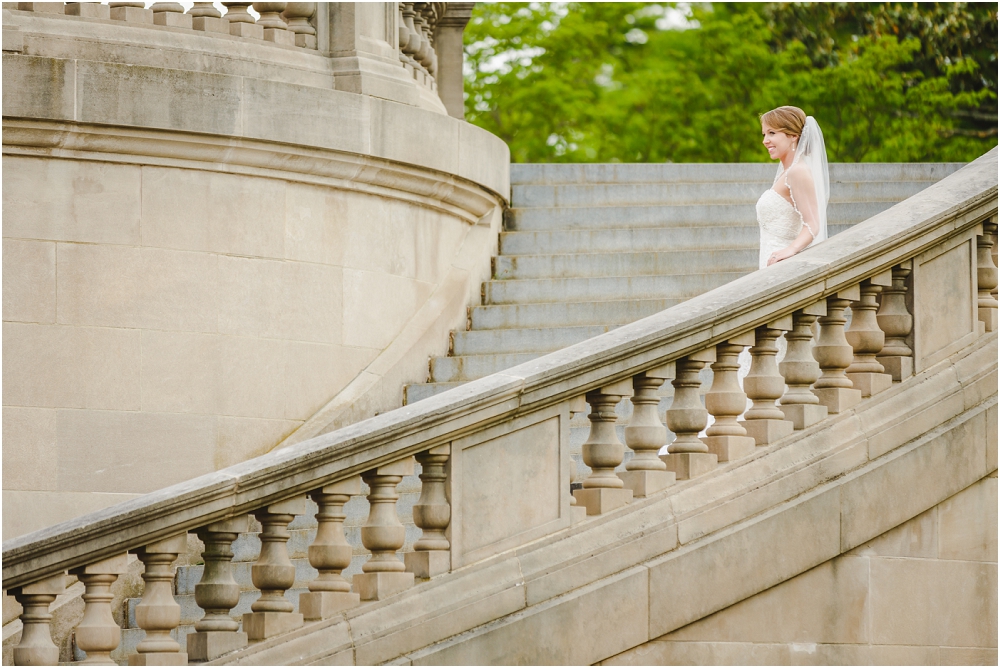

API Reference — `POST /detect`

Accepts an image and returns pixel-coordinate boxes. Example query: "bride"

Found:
[756,106,829,268]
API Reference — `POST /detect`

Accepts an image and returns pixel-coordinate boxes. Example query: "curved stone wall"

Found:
[1,6,509,537]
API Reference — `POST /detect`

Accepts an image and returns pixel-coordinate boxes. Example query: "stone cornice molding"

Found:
[2,119,503,224]
[2,149,996,589]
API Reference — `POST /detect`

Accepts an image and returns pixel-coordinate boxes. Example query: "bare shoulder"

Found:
[786,163,815,188]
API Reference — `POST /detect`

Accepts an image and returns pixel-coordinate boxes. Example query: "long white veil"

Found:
[778,116,829,244]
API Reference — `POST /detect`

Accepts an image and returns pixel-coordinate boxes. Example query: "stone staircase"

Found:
[404,162,963,404]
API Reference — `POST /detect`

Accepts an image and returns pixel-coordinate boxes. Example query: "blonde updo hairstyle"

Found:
[760,106,806,138]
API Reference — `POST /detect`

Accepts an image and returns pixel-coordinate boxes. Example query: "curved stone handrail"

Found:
[4,149,995,592]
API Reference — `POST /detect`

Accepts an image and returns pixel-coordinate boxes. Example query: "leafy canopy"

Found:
[463,2,998,163]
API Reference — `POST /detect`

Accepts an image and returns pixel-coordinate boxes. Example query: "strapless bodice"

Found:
[756,189,805,269]
[756,189,802,241]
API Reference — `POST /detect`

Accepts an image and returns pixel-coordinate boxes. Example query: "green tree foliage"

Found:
[463,2,997,162]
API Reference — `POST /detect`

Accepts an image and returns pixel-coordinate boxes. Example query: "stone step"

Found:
[509,162,964,186]
[404,381,467,404]
[505,200,892,232]
[429,353,542,383]
[483,272,745,305]
[511,180,934,208]
[452,325,616,355]
[493,249,757,280]
[500,225,759,256]
[470,298,682,330]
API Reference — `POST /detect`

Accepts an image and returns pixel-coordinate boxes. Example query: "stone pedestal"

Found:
[299,591,361,621]
[230,22,264,39]
[617,470,674,497]
[187,631,248,662]
[780,403,828,430]
[573,487,634,515]
[813,387,862,414]
[264,28,296,45]
[193,16,230,33]
[846,371,893,398]
[701,435,756,463]
[352,572,415,601]
[404,550,450,579]
[241,611,304,641]
[878,355,913,383]
[153,12,193,28]
[661,452,718,480]
[739,419,794,445]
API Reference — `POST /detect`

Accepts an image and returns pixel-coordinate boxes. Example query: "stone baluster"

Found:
[16,3,65,14]
[109,1,153,23]
[572,378,634,514]
[399,3,421,67]
[283,3,316,48]
[405,446,452,578]
[151,2,192,28]
[243,497,306,641]
[186,516,249,662]
[355,458,416,600]
[222,2,263,39]
[622,363,676,497]
[253,2,295,45]
[977,221,998,332]
[566,395,589,524]
[778,304,829,429]
[130,534,188,665]
[703,334,758,460]
[189,2,229,34]
[66,3,111,19]
[845,274,895,397]
[10,573,66,666]
[989,217,999,300]
[69,555,128,666]
[661,349,718,480]
[813,287,864,413]
[410,8,431,70]
[876,262,914,381]
[739,320,795,445]
[300,478,362,620]
[419,3,438,76]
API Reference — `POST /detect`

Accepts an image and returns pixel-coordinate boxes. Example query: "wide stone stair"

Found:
[404,162,963,404]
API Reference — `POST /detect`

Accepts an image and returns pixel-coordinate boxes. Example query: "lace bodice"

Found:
[756,189,804,269]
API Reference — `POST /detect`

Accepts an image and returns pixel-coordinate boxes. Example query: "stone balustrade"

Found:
[5,2,466,113]
[14,2,321,50]
[2,150,996,665]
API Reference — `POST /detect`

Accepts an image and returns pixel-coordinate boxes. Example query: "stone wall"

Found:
[1,5,509,538]
[604,473,998,666]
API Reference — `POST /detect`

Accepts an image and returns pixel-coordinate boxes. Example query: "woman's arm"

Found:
[767,166,820,266]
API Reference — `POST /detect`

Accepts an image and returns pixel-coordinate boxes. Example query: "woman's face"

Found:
[761,123,797,161]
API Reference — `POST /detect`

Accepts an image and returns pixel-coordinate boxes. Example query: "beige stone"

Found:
[218,336,286,419]
[779,403,828,430]
[602,640,790,666]
[342,268,434,349]
[870,556,997,647]
[870,645,943,665]
[3,157,141,245]
[939,647,999,665]
[3,323,141,410]
[848,506,937,559]
[242,611,304,642]
[215,417,300,469]
[282,341,375,421]
[3,239,56,324]
[845,370,893,398]
[55,409,216,494]
[138,248,220,333]
[186,631,248,662]
[140,167,286,259]
[299,592,360,621]
[840,406,988,552]
[661,452,717,480]
[573,487,633,515]
[812,386,863,414]
[139,330,220,415]
[2,489,141,540]
[663,557,870,644]
[1,55,75,121]
[913,235,978,371]
[2,407,58,491]
[647,488,841,638]
[453,416,562,563]
[411,568,648,666]
[937,476,998,562]
[56,243,141,328]
[739,418,793,446]
[618,469,674,497]
[701,435,756,462]
[352,572,415,602]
